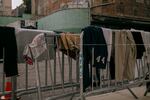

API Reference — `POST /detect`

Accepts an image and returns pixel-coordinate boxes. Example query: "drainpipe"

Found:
[87,0,91,25]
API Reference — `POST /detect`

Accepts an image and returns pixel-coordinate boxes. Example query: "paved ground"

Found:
[1,58,150,100]
[86,86,150,100]
[1,60,150,100]
[1,45,150,100]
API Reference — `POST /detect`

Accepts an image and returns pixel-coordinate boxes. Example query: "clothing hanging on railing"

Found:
[81,26,108,91]
[23,33,47,65]
[16,28,55,63]
[0,26,18,77]
[101,27,112,62]
[114,30,136,81]
[57,32,80,59]
[109,31,115,79]
[141,31,150,64]
[131,31,145,59]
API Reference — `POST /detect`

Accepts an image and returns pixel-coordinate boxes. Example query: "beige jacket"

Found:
[57,32,80,59]
[115,30,137,81]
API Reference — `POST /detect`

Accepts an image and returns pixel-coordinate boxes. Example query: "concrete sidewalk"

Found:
[86,86,150,100]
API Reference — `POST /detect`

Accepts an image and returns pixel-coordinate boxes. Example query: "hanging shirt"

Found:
[102,27,112,61]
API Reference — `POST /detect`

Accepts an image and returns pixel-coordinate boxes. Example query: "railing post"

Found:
[79,32,85,100]
[11,76,17,100]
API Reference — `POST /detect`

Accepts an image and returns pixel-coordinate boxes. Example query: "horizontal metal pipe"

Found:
[15,82,79,96]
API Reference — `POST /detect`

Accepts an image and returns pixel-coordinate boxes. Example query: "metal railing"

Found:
[78,30,150,100]
[0,48,17,100]
[0,29,150,100]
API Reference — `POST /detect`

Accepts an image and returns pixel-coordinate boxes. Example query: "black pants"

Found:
[0,26,18,77]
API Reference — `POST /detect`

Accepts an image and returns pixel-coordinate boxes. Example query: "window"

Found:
[133,8,138,16]
[146,8,150,17]
[116,2,124,14]
[0,0,2,6]
[136,0,144,3]
[103,0,108,3]
[51,0,58,3]
[144,0,150,6]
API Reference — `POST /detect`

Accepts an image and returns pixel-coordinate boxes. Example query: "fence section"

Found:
[0,29,150,100]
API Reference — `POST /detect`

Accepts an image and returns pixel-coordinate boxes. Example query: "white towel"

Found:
[23,33,47,64]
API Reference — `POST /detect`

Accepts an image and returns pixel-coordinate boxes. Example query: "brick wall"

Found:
[91,0,150,19]
[0,0,12,16]
[32,0,150,19]
[32,0,87,16]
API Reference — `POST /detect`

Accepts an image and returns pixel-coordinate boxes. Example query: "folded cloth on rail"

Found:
[23,33,47,65]
[57,32,80,59]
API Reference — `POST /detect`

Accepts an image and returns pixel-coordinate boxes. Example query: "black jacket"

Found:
[82,26,108,91]
[131,31,145,59]
[0,26,18,77]
[82,26,108,69]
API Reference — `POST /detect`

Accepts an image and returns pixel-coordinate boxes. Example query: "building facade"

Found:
[0,0,12,16]
[37,8,90,32]
[91,0,150,19]
[31,0,150,19]
[35,0,150,32]
[32,0,88,16]
[12,4,26,17]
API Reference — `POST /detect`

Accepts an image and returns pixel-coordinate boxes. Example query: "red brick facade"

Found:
[32,0,150,19]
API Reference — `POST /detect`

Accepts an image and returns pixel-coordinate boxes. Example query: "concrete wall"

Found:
[0,14,32,26]
[0,16,22,26]
[38,8,90,33]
